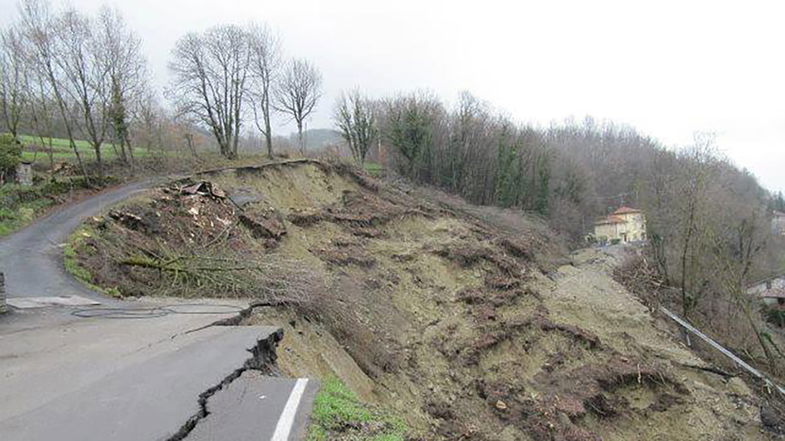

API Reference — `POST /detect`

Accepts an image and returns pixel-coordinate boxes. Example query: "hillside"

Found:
[68,160,776,440]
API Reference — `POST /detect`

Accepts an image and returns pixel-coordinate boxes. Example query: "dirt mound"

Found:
[71,161,773,440]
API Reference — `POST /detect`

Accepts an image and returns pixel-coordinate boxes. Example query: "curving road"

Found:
[0,178,317,441]
[0,179,153,303]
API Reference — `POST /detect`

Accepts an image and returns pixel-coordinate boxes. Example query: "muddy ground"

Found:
[72,160,777,440]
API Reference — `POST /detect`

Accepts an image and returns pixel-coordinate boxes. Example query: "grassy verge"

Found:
[64,225,122,297]
[0,176,116,237]
[308,378,408,441]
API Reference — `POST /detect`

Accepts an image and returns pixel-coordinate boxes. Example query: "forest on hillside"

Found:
[367,90,785,375]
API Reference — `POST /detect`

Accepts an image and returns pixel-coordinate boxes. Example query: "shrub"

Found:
[0,134,22,182]
[766,307,785,327]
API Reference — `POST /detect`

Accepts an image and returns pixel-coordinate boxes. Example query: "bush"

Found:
[610,238,622,245]
[766,307,785,327]
[0,134,22,181]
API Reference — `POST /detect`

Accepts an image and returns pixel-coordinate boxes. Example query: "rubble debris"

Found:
[312,246,376,268]
[52,161,76,175]
[108,210,145,231]
[179,181,226,199]
[287,209,324,227]
[239,213,286,240]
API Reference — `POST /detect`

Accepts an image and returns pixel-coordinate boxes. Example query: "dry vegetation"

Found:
[70,160,780,440]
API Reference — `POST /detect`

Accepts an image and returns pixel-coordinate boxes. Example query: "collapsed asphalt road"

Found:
[0,180,317,441]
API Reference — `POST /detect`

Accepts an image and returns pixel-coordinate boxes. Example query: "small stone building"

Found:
[593,206,647,243]
[15,161,33,186]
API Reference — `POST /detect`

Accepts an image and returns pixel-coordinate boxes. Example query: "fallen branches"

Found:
[120,248,324,309]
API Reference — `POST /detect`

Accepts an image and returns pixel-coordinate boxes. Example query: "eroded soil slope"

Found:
[72,160,772,440]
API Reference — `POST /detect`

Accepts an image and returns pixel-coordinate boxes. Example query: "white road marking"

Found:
[270,378,309,441]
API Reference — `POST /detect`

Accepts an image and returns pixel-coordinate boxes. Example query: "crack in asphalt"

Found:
[165,329,283,441]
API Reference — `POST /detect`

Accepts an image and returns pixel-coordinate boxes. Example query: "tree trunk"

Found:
[94,145,103,177]
[741,301,778,374]
[125,133,135,165]
[680,203,696,317]
[265,115,273,158]
[297,121,304,155]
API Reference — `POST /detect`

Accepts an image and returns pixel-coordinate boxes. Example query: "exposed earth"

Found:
[68,159,779,440]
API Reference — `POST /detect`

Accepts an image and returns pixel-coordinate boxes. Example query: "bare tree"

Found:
[334,90,377,165]
[18,0,89,177]
[23,58,61,171]
[247,23,280,158]
[96,6,147,166]
[0,25,28,140]
[274,58,321,154]
[673,135,716,318]
[56,8,115,175]
[169,25,251,159]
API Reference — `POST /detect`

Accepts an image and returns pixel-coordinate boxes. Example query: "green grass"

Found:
[64,225,122,297]
[308,378,407,441]
[17,134,153,164]
[64,227,94,284]
[363,162,384,177]
[0,176,117,237]
[0,195,51,236]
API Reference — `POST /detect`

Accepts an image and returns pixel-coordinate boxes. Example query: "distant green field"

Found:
[17,134,151,164]
[363,161,384,176]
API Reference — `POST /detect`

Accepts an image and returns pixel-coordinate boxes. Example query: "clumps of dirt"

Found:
[330,160,382,192]
[457,309,602,367]
[287,208,325,227]
[238,210,287,240]
[455,287,534,307]
[469,356,686,441]
[432,241,526,280]
[287,190,428,236]
[107,210,157,234]
[312,244,376,268]
[495,236,536,261]
[433,245,495,268]
[538,356,686,416]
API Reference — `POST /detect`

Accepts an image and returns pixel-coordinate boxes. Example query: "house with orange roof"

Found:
[593,206,647,244]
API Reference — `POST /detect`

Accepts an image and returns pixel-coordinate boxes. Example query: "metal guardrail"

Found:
[660,305,785,395]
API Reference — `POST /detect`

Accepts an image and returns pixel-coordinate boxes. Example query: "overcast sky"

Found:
[2,0,784,193]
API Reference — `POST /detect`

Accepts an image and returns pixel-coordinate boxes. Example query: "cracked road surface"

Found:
[0,181,317,441]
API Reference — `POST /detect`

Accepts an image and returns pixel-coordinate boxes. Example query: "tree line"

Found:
[340,89,784,372]
[0,0,324,176]
[167,23,322,159]
[0,0,149,177]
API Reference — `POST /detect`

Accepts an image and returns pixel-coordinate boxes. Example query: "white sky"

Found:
[2,0,784,193]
